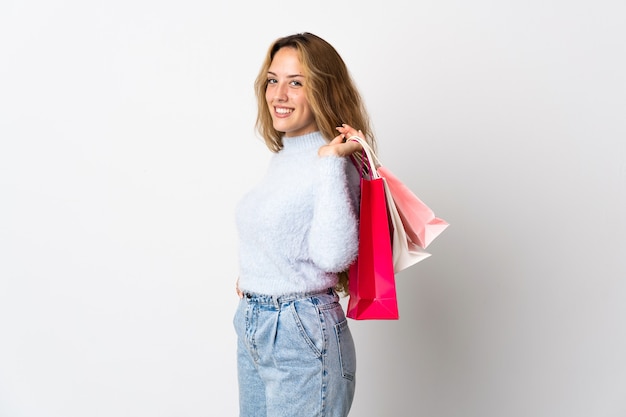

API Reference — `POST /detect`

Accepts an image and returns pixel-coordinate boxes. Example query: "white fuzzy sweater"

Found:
[235,131,361,296]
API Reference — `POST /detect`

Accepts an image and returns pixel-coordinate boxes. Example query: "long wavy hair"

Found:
[254,32,377,294]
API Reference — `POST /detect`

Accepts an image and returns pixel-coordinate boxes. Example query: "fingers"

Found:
[335,124,354,136]
[335,124,364,142]
[321,124,366,157]
[319,136,362,157]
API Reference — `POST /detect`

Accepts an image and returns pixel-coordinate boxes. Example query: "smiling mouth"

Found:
[275,107,293,115]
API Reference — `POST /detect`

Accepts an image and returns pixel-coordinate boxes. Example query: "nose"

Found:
[273,82,288,102]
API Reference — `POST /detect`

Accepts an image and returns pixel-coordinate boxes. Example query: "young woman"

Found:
[233,32,377,417]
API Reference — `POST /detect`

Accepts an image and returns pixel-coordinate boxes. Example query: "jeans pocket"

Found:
[288,300,324,358]
[334,319,356,380]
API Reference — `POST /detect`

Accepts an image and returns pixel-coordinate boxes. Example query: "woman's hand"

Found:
[318,123,364,157]
[236,277,243,299]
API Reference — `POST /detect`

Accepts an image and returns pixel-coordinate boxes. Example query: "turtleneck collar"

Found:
[281,131,326,153]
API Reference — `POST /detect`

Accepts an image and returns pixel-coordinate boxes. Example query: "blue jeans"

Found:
[234,288,356,417]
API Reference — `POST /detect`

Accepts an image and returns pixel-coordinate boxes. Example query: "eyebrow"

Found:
[267,71,304,78]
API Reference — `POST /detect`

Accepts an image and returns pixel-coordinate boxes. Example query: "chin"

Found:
[272,123,289,134]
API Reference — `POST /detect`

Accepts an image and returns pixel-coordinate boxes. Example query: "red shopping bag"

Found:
[346,158,399,320]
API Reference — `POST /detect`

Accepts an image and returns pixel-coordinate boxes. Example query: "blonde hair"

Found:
[254,32,376,295]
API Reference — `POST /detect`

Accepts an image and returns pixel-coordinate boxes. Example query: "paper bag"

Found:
[346,171,399,320]
[378,166,449,249]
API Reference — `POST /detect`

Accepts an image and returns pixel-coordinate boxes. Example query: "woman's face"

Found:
[265,47,317,138]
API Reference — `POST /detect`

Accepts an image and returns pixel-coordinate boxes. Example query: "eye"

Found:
[267,78,277,84]
[290,79,303,87]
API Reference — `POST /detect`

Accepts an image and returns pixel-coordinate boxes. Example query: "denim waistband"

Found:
[244,288,335,307]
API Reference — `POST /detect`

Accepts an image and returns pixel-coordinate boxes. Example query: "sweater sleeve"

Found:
[308,155,360,272]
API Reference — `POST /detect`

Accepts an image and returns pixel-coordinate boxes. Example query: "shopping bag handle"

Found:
[348,136,381,180]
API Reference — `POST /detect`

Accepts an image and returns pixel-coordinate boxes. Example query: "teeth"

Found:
[276,108,292,114]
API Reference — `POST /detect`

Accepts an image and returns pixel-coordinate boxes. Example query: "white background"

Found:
[1,0,625,416]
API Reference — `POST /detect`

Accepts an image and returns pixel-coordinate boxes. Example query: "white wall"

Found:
[1,1,624,416]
